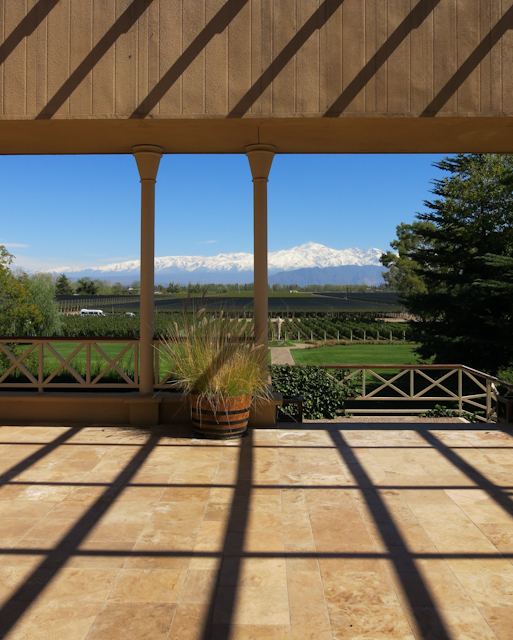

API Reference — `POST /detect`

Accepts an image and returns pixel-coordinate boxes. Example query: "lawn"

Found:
[291,343,423,366]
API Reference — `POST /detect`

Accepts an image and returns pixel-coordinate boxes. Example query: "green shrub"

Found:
[420,404,484,423]
[270,364,362,420]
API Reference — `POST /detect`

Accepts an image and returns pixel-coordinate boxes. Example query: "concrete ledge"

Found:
[0,391,283,428]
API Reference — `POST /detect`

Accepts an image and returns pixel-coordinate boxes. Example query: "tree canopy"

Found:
[55,273,73,296]
[396,154,513,374]
[380,221,437,296]
[75,277,99,295]
[0,246,42,335]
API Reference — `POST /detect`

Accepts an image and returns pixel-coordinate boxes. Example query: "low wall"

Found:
[0,391,283,428]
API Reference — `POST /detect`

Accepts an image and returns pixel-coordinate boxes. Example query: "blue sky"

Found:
[0,153,445,272]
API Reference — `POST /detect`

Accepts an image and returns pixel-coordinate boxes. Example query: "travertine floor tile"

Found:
[404,606,497,640]
[37,567,120,603]
[322,570,399,607]
[213,586,290,625]
[478,605,513,640]
[210,624,291,640]
[108,567,187,603]
[220,557,287,586]
[328,604,415,639]
[178,569,219,604]
[287,566,333,640]
[86,602,176,640]
[167,603,211,640]
[6,600,103,640]
[1,425,512,638]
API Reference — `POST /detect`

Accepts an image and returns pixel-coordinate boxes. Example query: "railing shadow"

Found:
[0,423,509,639]
[35,0,155,119]
[421,5,513,116]
[419,429,513,517]
[323,0,442,117]
[0,0,59,67]
[0,426,82,486]
[227,0,345,118]
[130,0,251,118]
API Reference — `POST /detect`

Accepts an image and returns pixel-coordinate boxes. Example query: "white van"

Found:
[80,309,105,317]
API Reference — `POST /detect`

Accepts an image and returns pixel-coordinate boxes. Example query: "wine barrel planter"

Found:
[190,394,251,439]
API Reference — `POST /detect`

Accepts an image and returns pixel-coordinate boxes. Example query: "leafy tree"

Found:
[111,282,126,295]
[27,273,62,336]
[76,277,99,295]
[380,221,437,296]
[167,282,180,293]
[404,154,513,374]
[0,246,42,335]
[55,273,74,296]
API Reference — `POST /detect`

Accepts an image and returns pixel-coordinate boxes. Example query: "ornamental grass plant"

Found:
[161,311,270,410]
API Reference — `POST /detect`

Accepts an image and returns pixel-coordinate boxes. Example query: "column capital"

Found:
[133,144,163,182]
[245,144,275,181]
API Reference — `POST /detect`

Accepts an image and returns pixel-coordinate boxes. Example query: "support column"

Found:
[245,144,275,368]
[133,144,163,395]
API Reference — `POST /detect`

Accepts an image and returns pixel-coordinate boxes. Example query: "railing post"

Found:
[458,368,463,412]
[154,341,159,386]
[486,378,492,422]
[86,342,91,386]
[38,342,44,393]
[410,369,414,398]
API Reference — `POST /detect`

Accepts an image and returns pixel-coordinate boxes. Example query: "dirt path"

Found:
[270,347,295,365]
[270,343,310,365]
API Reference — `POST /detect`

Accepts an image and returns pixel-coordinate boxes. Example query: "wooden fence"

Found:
[1,338,512,422]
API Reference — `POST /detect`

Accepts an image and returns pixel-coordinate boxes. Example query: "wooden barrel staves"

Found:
[190,394,251,439]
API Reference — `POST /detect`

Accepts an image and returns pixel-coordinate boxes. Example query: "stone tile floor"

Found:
[0,423,512,639]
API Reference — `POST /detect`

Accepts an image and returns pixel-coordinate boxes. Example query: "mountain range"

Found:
[44,243,386,286]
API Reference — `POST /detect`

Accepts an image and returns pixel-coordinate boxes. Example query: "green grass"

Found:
[291,343,424,366]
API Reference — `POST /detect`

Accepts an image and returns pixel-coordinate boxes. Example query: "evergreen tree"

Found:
[76,277,99,295]
[380,221,437,296]
[55,273,73,296]
[405,154,513,374]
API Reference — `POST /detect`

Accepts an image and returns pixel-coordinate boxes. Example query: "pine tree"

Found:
[405,154,513,375]
[55,273,73,296]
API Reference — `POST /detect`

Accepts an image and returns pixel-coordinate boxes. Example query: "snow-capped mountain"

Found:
[46,243,383,283]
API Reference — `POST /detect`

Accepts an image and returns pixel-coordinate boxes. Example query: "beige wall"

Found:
[1,0,513,153]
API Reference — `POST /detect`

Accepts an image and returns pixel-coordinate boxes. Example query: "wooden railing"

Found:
[0,337,251,392]
[317,364,513,422]
[1,338,512,423]
[0,338,140,391]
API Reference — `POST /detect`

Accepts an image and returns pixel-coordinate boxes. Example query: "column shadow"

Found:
[200,431,253,640]
[329,428,452,640]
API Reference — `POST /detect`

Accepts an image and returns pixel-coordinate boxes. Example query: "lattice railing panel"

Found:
[0,338,139,390]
